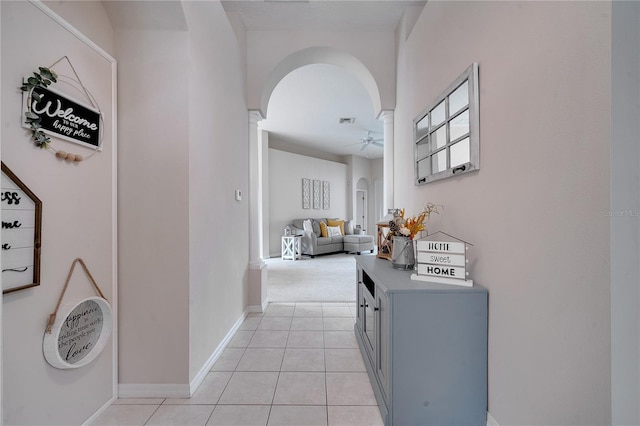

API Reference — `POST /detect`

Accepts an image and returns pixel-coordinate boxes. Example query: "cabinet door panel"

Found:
[392,292,487,425]
[363,288,376,359]
[356,270,364,327]
[376,286,390,401]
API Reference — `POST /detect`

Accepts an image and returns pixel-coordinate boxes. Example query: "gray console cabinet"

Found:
[355,256,488,425]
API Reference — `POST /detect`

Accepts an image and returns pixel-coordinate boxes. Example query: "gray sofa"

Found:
[289,218,375,257]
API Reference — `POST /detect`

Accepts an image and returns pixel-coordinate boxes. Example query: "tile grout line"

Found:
[266,303,293,426]
[321,301,331,425]
[142,403,163,426]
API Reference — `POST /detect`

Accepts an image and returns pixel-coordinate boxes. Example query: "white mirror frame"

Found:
[414,63,480,185]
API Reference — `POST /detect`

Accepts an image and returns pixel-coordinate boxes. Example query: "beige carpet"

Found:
[266,252,375,302]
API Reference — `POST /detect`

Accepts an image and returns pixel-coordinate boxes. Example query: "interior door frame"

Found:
[356,189,368,233]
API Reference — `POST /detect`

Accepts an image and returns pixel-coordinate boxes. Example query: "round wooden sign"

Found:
[43,296,112,369]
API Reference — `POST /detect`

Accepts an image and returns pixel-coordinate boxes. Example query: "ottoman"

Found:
[343,234,375,255]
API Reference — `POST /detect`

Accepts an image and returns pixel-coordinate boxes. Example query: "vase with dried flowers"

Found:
[389,203,442,270]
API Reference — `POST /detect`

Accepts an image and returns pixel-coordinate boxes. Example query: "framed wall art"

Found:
[323,181,330,210]
[1,162,42,294]
[44,296,113,369]
[302,178,311,209]
[43,258,113,369]
[313,179,321,209]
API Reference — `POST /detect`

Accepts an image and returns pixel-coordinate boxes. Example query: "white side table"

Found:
[281,235,302,260]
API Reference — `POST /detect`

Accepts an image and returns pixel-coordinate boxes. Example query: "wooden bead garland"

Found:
[55,150,83,163]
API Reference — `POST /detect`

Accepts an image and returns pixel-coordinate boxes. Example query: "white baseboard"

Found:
[82,395,117,425]
[188,309,248,396]
[118,383,190,399]
[248,297,269,313]
[118,309,249,399]
[487,411,499,426]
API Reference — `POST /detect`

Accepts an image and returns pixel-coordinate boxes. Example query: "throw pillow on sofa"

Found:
[327,226,342,237]
[303,219,313,233]
[327,219,345,235]
[344,220,355,235]
[320,221,328,237]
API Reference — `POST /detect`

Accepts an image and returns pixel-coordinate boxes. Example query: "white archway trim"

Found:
[260,46,382,118]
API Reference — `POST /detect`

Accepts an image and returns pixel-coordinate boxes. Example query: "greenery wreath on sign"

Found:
[20,66,59,149]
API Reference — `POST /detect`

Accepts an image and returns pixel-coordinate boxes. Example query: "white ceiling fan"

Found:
[356,130,383,151]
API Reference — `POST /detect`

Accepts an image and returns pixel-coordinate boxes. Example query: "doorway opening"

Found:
[250,46,392,304]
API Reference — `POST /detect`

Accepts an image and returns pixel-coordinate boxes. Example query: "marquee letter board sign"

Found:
[1,162,42,294]
[411,232,473,287]
[23,84,102,149]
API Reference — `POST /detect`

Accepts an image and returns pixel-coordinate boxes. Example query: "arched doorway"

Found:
[247,47,393,307]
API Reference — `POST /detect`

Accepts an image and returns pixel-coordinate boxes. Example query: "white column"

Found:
[261,130,271,259]
[379,110,394,213]
[248,110,267,312]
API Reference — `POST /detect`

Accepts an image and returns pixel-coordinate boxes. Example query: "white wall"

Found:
[370,158,383,222]
[44,0,115,57]
[111,0,250,394]
[115,23,191,390]
[270,138,346,164]
[268,149,347,257]
[1,2,116,424]
[183,0,249,383]
[395,1,611,424]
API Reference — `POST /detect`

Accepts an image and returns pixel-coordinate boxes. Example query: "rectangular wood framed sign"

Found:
[1,162,42,294]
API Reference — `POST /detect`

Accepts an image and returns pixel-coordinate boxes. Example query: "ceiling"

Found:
[262,63,386,159]
[221,0,426,159]
[221,0,426,32]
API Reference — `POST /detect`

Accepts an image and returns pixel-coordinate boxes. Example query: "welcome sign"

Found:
[23,85,101,149]
[411,237,473,287]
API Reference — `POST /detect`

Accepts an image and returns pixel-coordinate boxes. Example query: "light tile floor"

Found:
[90,302,384,426]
